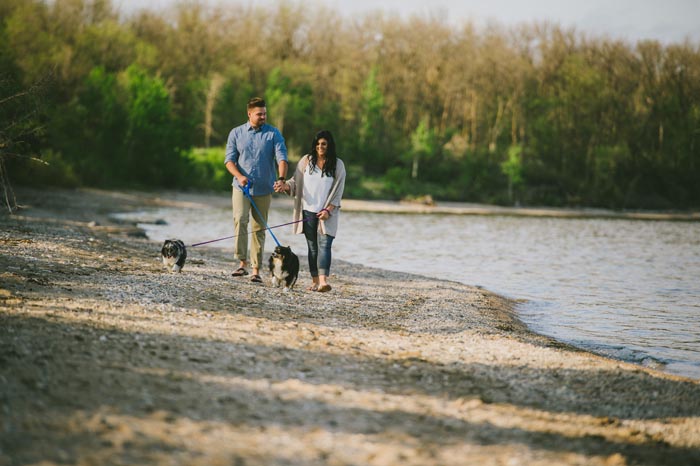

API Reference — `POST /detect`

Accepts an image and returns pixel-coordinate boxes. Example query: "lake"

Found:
[117,195,700,380]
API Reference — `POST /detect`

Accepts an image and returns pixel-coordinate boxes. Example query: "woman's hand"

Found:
[317,208,331,220]
[273,180,288,193]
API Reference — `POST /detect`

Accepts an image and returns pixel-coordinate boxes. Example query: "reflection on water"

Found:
[119,198,700,380]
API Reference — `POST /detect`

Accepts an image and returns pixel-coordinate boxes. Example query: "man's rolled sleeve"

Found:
[273,129,288,163]
[224,128,240,166]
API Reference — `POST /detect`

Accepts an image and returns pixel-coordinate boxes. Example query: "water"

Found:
[117,196,700,380]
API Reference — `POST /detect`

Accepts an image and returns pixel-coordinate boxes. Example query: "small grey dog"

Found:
[161,239,187,272]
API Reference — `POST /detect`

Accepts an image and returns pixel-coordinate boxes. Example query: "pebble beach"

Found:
[1,187,699,465]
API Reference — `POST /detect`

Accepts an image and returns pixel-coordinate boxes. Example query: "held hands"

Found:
[273,179,289,193]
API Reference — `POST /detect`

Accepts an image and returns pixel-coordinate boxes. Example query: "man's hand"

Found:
[273,180,288,193]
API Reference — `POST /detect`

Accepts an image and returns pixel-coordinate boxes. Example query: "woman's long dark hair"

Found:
[309,129,337,178]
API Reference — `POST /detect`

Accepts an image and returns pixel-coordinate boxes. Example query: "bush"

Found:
[180,146,230,191]
[7,150,80,188]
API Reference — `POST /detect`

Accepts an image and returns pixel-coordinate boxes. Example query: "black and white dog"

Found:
[161,239,187,273]
[268,245,299,291]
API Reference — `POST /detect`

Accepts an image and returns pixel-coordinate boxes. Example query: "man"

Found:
[225,97,288,283]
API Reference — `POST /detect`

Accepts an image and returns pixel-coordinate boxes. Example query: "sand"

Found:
[1,187,699,465]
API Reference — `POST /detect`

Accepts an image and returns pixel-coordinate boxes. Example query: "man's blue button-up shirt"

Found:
[224,122,288,196]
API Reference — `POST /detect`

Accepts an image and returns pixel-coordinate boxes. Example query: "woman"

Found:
[276,130,346,292]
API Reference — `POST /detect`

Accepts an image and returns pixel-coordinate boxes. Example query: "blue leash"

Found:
[241,183,282,247]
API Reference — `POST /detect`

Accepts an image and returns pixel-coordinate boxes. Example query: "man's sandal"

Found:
[250,275,263,283]
[232,267,248,277]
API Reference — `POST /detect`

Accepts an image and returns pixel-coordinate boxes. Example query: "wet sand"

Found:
[1,187,699,465]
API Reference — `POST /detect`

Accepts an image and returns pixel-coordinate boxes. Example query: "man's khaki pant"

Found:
[232,189,271,270]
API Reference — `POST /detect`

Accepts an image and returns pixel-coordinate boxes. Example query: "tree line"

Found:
[2,0,699,209]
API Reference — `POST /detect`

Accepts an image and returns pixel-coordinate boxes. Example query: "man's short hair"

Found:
[247,97,266,110]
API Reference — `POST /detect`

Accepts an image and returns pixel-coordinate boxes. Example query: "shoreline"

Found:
[111,189,699,379]
[2,187,699,465]
[67,188,700,222]
[343,199,700,222]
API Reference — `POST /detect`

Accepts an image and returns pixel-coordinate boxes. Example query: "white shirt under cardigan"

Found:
[302,163,335,213]
[284,154,346,237]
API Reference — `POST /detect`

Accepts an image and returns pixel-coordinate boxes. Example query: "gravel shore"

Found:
[1,187,699,465]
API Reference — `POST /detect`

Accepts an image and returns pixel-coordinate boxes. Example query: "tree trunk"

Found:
[203,73,225,148]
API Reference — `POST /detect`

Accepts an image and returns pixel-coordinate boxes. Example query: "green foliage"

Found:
[211,66,253,147]
[10,150,79,188]
[68,66,126,183]
[120,64,183,185]
[2,0,699,209]
[180,146,230,191]
[266,65,313,153]
[357,66,386,171]
[383,166,410,198]
[50,64,187,187]
[408,117,437,180]
[501,144,524,203]
[589,144,627,205]
[0,29,48,200]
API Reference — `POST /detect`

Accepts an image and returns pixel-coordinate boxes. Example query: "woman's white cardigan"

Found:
[284,154,346,237]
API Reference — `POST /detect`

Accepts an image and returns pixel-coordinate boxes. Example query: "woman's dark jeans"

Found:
[302,210,335,277]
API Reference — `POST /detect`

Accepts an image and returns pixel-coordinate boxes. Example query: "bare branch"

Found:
[0,90,31,106]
